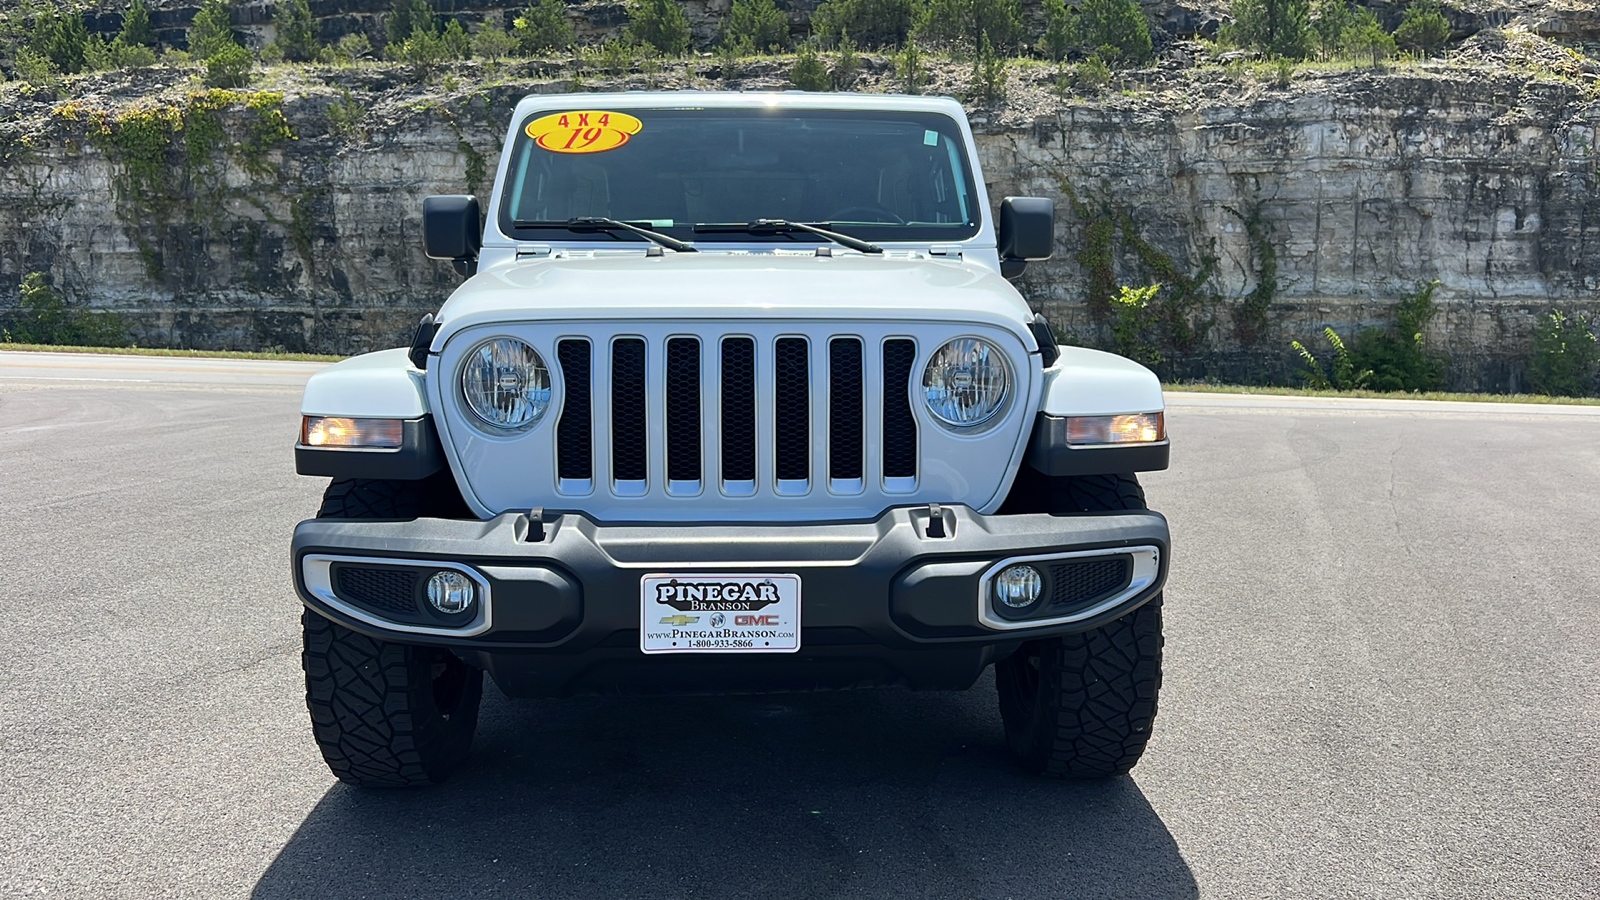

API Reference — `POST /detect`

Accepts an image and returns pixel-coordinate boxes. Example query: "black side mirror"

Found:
[423,195,482,277]
[997,196,1055,279]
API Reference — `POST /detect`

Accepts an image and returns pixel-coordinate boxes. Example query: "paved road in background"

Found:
[2,350,1597,899]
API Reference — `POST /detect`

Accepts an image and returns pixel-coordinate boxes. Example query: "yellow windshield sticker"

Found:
[524,111,643,154]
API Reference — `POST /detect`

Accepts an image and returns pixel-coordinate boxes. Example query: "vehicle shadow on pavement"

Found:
[253,672,1196,899]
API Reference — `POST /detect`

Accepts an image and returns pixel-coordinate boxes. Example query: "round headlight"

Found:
[922,338,1011,428]
[461,338,551,430]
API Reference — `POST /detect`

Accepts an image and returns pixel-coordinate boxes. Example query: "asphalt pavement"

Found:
[1,350,1596,899]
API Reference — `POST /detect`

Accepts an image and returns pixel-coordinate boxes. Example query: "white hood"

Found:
[432,252,1040,351]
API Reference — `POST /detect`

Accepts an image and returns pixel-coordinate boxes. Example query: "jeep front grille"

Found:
[438,321,1033,522]
[552,332,921,500]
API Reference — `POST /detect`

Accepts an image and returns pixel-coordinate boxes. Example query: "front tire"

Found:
[301,478,483,787]
[995,473,1165,778]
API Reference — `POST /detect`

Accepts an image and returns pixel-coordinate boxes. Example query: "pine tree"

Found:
[385,0,436,48]
[915,0,1022,56]
[189,0,239,58]
[722,0,788,52]
[512,0,574,54]
[1226,0,1312,60]
[1394,0,1450,56]
[119,0,155,49]
[36,9,91,74]
[1077,0,1152,66]
[628,0,691,55]
[274,0,319,62]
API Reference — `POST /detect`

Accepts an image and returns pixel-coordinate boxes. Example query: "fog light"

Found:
[427,571,476,614]
[994,565,1044,609]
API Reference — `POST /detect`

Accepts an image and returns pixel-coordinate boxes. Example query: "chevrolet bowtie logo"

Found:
[659,615,700,626]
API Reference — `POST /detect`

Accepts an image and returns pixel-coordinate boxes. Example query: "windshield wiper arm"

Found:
[693,220,882,254]
[512,217,697,253]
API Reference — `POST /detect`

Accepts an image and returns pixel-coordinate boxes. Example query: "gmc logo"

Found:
[736,615,780,626]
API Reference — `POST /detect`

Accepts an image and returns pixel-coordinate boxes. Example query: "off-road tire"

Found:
[995,473,1164,778]
[302,478,483,787]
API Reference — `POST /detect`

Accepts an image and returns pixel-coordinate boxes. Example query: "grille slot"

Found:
[882,339,918,485]
[611,338,648,488]
[1049,557,1134,608]
[665,337,702,488]
[774,337,810,487]
[556,339,592,485]
[333,566,419,617]
[721,337,757,489]
[829,338,864,487]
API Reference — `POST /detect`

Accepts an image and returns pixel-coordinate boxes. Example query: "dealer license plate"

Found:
[640,573,801,654]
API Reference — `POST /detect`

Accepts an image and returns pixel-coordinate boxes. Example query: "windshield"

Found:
[498,107,980,245]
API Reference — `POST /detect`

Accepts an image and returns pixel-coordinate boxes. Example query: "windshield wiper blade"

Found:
[512,217,697,253]
[692,220,882,254]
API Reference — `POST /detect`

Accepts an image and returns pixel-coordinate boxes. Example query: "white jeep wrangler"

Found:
[292,92,1170,787]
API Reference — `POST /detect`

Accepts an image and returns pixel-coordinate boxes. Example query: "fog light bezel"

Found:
[301,554,494,637]
[977,547,1163,631]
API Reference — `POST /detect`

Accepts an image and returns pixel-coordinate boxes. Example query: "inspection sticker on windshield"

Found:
[525,111,643,154]
[641,574,801,654]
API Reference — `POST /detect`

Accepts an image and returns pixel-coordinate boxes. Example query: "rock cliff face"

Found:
[1,52,1597,389]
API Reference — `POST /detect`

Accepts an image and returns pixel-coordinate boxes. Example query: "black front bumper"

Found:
[292,506,1169,697]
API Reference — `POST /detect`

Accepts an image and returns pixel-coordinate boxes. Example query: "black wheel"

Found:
[995,473,1165,778]
[301,478,483,787]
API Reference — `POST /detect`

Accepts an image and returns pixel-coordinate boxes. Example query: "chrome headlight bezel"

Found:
[459,337,552,432]
[921,337,1014,430]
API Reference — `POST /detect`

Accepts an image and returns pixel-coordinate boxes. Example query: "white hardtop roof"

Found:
[507,91,969,121]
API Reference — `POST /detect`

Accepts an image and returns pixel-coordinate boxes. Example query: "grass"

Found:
[0,342,341,362]
[1164,382,1600,406]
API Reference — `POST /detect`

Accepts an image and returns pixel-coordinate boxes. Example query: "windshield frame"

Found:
[493,105,984,248]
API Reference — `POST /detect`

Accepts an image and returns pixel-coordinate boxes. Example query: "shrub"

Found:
[1293,327,1371,390]
[916,0,1023,56]
[1224,0,1312,60]
[1076,0,1152,67]
[1112,284,1163,368]
[723,0,788,52]
[189,0,238,59]
[628,0,691,55]
[1526,310,1599,397]
[204,41,254,86]
[273,0,319,62]
[472,21,518,60]
[7,273,129,348]
[790,41,831,90]
[326,87,367,138]
[812,0,917,49]
[513,0,573,54]
[392,27,450,75]
[1069,53,1112,92]
[1351,280,1445,391]
[322,32,372,64]
[14,47,57,86]
[1394,0,1450,56]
